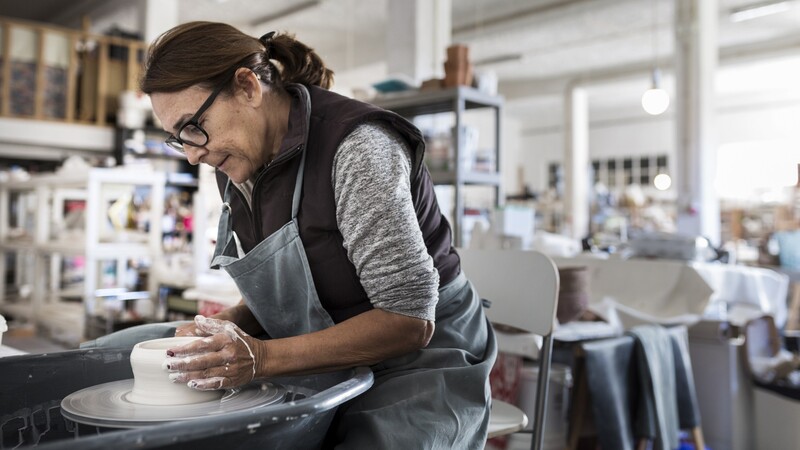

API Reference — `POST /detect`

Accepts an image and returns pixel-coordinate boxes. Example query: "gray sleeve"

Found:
[332,122,439,321]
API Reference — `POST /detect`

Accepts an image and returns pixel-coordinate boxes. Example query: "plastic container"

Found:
[0,314,6,346]
[0,348,373,449]
[508,362,572,450]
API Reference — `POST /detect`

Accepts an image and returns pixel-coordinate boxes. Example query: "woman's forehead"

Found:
[151,87,210,128]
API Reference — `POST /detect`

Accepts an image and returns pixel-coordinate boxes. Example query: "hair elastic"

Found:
[259,31,276,56]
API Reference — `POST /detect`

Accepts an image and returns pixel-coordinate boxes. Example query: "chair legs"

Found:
[531,334,554,450]
[566,349,588,450]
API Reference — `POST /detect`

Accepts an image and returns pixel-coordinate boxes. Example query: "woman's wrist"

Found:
[213,304,264,337]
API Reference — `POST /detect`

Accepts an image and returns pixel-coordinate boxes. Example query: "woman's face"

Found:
[151,82,267,183]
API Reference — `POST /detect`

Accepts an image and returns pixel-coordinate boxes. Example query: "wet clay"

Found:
[128,337,222,405]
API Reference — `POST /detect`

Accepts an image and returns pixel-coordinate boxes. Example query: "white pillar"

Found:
[139,0,179,44]
[564,84,590,240]
[674,0,720,244]
[386,0,451,83]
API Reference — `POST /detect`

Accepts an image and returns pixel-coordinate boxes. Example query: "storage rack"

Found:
[372,86,504,246]
[0,168,165,344]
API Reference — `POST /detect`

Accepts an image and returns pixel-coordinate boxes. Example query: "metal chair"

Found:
[458,248,560,450]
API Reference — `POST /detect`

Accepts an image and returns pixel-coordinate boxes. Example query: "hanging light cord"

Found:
[651,0,659,84]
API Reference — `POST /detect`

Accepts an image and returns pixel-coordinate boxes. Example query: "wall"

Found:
[511,99,800,194]
[87,1,141,36]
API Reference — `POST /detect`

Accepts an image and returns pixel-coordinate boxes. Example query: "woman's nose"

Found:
[183,146,207,165]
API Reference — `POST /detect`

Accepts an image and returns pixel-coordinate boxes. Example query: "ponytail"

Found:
[267,33,334,89]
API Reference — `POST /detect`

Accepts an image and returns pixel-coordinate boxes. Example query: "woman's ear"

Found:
[234,67,263,107]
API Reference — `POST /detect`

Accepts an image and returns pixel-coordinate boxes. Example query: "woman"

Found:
[137,21,495,448]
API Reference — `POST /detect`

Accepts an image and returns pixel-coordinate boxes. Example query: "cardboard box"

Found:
[446,44,469,63]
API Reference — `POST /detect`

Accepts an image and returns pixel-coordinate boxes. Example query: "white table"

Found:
[552,255,790,328]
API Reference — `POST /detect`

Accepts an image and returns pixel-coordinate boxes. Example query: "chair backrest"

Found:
[458,248,560,338]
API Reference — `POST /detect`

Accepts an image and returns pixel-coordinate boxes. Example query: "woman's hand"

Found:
[174,320,210,337]
[165,315,262,390]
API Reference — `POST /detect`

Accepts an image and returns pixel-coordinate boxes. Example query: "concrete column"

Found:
[564,84,590,240]
[674,0,720,244]
[139,0,179,44]
[386,0,451,83]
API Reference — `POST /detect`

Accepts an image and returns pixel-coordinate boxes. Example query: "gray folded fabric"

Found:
[627,325,680,450]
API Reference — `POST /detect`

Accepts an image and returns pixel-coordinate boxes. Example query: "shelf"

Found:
[55,287,84,300]
[1,237,151,258]
[89,243,153,259]
[372,86,503,116]
[430,171,502,186]
[0,173,91,190]
[0,301,34,321]
[0,239,37,251]
[38,241,86,255]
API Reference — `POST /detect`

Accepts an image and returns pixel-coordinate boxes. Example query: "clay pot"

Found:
[556,266,590,324]
[128,336,222,405]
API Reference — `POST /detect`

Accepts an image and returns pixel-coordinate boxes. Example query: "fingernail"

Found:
[188,380,198,389]
[166,350,175,357]
[169,373,182,383]
[163,357,179,371]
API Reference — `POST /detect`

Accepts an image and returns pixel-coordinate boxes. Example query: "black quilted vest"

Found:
[215,84,458,323]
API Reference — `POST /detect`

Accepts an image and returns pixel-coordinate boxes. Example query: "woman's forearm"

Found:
[254,308,434,378]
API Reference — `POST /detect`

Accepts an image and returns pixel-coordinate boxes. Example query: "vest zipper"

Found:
[251,144,304,242]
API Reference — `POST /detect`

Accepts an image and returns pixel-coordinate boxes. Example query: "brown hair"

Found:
[140,21,334,94]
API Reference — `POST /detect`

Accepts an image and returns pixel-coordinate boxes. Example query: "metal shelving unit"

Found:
[372,86,504,246]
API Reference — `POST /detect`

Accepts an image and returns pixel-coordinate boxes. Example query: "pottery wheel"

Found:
[61,379,288,428]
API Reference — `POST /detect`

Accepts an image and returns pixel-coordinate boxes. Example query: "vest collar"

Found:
[273,83,311,160]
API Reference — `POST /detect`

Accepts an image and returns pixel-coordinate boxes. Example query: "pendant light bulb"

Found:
[641,68,670,115]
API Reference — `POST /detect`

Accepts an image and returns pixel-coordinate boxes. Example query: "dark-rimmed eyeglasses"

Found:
[164,80,229,153]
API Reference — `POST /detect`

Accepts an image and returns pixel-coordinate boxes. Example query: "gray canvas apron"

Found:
[212,141,497,449]
[209,145,334,338]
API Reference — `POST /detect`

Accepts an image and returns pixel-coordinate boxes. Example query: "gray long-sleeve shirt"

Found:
[332,122,439,321]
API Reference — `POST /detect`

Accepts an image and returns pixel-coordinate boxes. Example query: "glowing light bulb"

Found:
[642,88,670,115]
[653,173,672,190]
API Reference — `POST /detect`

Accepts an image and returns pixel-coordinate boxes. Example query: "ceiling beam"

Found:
[249,0,322,27]
[452,0,602,37]
[498,31,800,101]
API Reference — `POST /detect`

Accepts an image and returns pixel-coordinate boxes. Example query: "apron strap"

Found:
[291,145,307,220]
[210,179,235,269]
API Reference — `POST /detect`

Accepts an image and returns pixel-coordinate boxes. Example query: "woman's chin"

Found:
[225,170,248,184]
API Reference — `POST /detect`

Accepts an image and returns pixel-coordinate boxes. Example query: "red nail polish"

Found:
[167,350,175,357]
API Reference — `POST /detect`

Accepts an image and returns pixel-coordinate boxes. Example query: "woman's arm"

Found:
[259,308,434,376]
[165,310,434,389]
